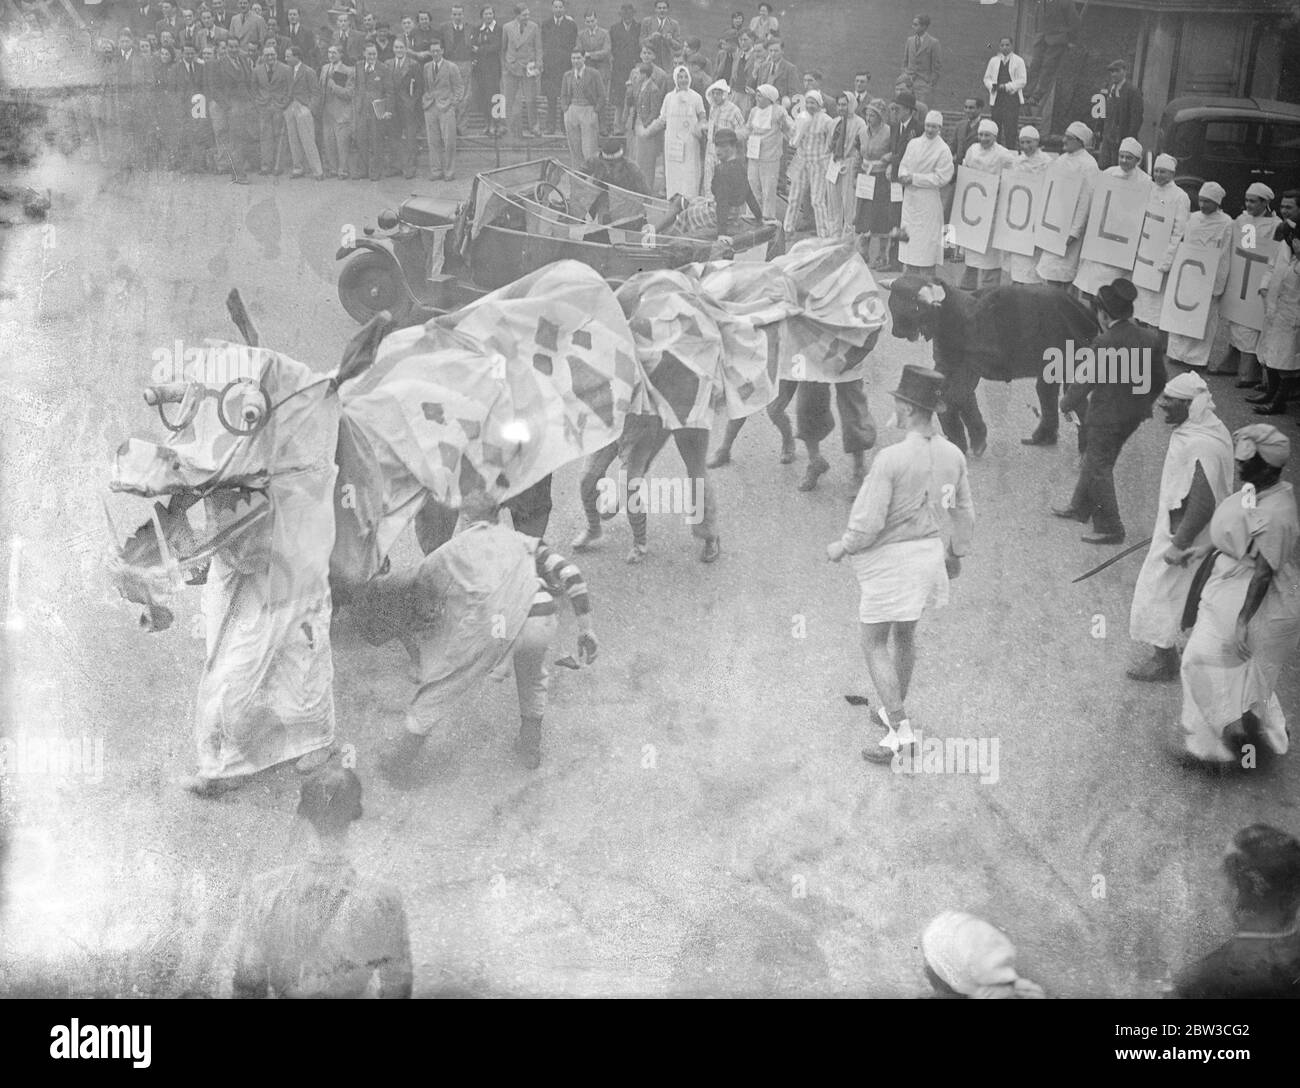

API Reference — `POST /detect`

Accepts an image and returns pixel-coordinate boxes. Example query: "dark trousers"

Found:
[391,104,420,177]
[354,115,384,180]
[935,367,988,455]
[1027,35,1068,101]
[542,80,563,132]
[1068,420,1142,536]
[793,379,876,452]
[991,97,1019,148]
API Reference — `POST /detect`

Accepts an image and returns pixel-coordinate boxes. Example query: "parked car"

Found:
[1154,96,1300,216]
[335,158,781,325]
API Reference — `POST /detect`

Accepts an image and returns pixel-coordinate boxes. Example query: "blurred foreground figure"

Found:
[231,764,413,997]
[921,911,1045,999]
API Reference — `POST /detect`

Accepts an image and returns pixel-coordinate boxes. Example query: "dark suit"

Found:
[471,20,504,131]
[609,17,639,128]
[638,15,680,72]
[210,51,254,179]
[252,57,290,170]
[1060,318,1165,535]
[386,57,423,177]
[174,58,211,170]
[540,14,578,131]
[353,61,395,179]
[283,21,317,68]
[1100,80,1144,168]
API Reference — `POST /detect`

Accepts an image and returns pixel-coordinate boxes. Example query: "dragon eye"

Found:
[218,380,270,435]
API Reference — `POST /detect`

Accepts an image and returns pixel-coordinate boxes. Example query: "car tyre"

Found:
[338,251,413,325]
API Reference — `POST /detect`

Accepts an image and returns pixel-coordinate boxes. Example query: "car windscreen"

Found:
[1198,119,1258,162]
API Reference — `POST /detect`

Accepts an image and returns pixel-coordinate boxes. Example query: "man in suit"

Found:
[1099,59,1143,169]
[472,6,505,135]
[540,0,577,134]
[561,46,605,168]
[156,1,181,42]
[210,35,254,182]
[504,4,543,138]
[387,38,424,179]
[211,0,231,29]
[983,36,1026,149]
[578,8,611,125]
[130,2,159,41]
[252,40,290,172]
[423,38,465,180]
[354,41,395,180]
[230,0,266,50]
[175,42,212,172]
[179,8,202,51]
[196,10,229,54]
[948,95,981,163]
[399,14,433,63]
[626,44,669,196]
[1053,277,1166,545]
[263,17,290,60]
[900,13,941,104]
[333,11,365,66]
[319,44,354,178]
[439,4,475,134]
[753,35,797,105]
[609,2,639,132]
[282,44,323,179]
[282,6,316,68]
[639,0,681,73]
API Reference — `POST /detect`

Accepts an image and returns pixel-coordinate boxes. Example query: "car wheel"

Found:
[338,252,411,325]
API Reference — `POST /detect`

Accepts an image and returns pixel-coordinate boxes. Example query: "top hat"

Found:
[891,364,945,413]
[1097,277,1137,320]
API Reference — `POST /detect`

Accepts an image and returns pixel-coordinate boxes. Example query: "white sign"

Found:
[1034,171,1084,257]
[949,165,998,255]
[1159,241,1217,339]
[1079,174,1152,269]
[1220,230,1275,333]
[990,171,1043,257]
[1131,207,1176,291]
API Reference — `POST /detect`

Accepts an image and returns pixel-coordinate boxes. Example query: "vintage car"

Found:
[335,158,781,325]
[1154,96,1300,216]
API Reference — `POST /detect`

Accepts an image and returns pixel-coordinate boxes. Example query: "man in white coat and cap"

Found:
[1212,182,1280,385]
[1036,120,1099,291]
[1133,153,1190,333]
[1073,136,1151,301]
[1167,181,1235,372]
[1004,125,1050,285]
[958,117,1015,289]
[897,108,954,274]
[1126,371,1233,682]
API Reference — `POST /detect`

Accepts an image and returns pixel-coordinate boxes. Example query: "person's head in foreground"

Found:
[922,911,1045,998]
[1233,423,1289,490]
[297,762,364,845]
[1095,276,1136,328]
[1222,824,1300,929]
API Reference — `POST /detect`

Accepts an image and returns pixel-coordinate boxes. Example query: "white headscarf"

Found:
[672,64,691,90]
[1160,372,1233,513]
[922,912,1045,1000]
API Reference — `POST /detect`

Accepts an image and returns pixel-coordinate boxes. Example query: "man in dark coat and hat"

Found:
[1052,276,1166,544]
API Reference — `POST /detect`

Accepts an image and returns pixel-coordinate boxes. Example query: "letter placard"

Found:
[1131,207,1175,291]
[1159,241,1215,339]
[1080,174,1151,269]
[990,171,1042,256]
[949,165,998,255]
[1034,170,1083,257]
[1220,229,1274,332]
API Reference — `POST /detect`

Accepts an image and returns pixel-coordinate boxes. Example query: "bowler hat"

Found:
[894,90,917,110]
[1097,277,1137,320]
[891,364,945,413]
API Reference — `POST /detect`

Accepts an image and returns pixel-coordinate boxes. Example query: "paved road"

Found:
[0,154,1297,997]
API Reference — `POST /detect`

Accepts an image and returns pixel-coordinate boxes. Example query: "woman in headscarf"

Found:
[826,90,867,239]
[743,83,792,221]
[650,64,707,198]
[853,98,895,268]
[897,108,955,273]
[1251,221,1300,415]
[1127,372,1233,682]
[1177,424,1299,768]
[921,912,1046,999]
[702,78,744,195]
[783,87,837,238]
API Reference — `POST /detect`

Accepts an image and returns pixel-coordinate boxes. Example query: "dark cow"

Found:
[886,275,1100,453]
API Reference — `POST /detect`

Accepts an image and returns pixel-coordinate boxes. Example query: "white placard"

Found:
[990,171,1043,257]
[1159,241,1217,339]
[1079,173,1152,269]
[855,173,876,200]
[949,165,998,255]
[1034,171,1084,257]
[1131,208,1176,291]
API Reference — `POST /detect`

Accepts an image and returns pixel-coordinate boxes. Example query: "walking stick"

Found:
[1071,537,1153,584]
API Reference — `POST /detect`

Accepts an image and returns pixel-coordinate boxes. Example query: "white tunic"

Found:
[1035,147,1099,283]
[1073,165,1152,295]
[659,86,706,198]
[1005,150,1050,284]
[1166,210,1233,368]
[1133,181,1190,325]
[898,132,954,268]
[1227,211,1282,352]
[1129,406,1233,648]
[960,140,1015,270]
[1259,242,1300,372]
